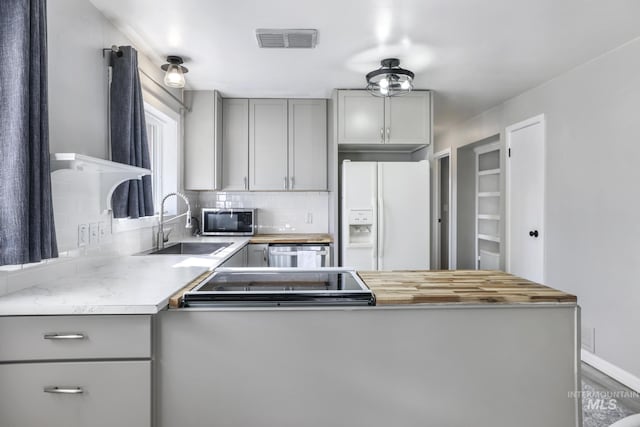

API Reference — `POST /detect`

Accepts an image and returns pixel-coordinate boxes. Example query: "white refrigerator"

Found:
[341,160,430,270]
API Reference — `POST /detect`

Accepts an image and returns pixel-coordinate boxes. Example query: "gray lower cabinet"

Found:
[219,246,248,267]
[247,243,269,267]
[0,361,150,427]
[0,315,152,427]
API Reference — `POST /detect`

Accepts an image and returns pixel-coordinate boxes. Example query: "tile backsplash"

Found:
[196,192,329,234]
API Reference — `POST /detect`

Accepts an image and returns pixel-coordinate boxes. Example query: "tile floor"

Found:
[582,363,640,426]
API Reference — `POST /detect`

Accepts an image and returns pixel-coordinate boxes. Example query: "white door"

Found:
[341,161,378,270]
[378,161,430,270]
[288,99,327,190]
[337,90,385,144]
[249,99,288,191]
[506,115,545,283]
[385,91,431,145]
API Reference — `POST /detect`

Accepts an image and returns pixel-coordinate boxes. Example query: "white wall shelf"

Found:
[50,153,151,213]
[478,168,500,176]
[478,214,500,220]
[478,234,501,243]
[474,142,502,270]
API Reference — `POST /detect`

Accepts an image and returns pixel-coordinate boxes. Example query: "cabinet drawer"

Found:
[0,361,150,427]
[0,315,151,361]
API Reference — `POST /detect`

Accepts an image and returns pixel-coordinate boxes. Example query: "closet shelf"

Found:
[478,168,500,176]
[478,214,500,220]
[50,153,151,213]
[478,192,500,198]
[478,234,501,243]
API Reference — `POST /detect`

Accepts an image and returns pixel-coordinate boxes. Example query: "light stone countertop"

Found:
[0,237,250,316]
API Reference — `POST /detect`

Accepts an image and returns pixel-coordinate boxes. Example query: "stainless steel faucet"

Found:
[157,192,192,249]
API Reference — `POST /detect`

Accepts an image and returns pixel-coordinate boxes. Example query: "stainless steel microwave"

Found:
[201,209,256,236]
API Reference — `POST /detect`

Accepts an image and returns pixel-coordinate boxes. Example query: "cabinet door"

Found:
[288,99,327,190]
[220,246,248,268]
[337,90,385,144]
[0,361,151,427]
[221,99,249,191]
[0,315,151,362]
[184,91,222,190]
[249,99,288,191]
[247,244,269,267]
[384,91,431,145]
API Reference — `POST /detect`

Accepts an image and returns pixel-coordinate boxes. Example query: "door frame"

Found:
[505,114,546,281]
[433,148,452,270]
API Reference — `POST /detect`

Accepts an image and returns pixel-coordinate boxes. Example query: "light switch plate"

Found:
[78,224,89,247]
[89,223,99,246]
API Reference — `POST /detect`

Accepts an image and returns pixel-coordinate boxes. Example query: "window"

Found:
[144,102,179,216]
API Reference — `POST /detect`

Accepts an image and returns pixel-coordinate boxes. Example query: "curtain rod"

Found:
[103,46,191,112]
[138,68,191,112]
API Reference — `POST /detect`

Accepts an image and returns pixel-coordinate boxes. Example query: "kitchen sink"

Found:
[147,242,232,255]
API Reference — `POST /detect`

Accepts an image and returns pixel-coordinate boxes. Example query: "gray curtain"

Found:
[0,0,58,266]
[110,46,154,218]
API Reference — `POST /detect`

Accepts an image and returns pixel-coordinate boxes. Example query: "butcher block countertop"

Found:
[358,270,577,305]
[249,234,333,244]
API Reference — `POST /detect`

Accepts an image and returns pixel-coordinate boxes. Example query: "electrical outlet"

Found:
[305,212,313,224]
[89,223,99,246]
[78,224,89,247]
[98,221,109,243]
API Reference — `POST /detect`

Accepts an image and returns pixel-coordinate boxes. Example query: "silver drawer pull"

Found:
[44,386,84,394]
[44,333,86,340]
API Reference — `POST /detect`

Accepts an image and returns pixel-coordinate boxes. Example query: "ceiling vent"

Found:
[255,29,318,48]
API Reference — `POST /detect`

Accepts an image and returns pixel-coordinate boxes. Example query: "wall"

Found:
[0,0,186,293]
[456,145,476,269]
[436,36,640,380]
[196,192,329,234]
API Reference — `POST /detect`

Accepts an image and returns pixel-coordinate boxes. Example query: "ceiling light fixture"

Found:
[366,58,414,97]
[161,55,188,88]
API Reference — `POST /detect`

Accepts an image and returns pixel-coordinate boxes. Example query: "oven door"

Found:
[268,244,331,268]
[201,210,255,235]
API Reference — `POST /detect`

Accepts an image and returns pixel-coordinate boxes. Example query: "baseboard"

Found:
[581,349,640,393]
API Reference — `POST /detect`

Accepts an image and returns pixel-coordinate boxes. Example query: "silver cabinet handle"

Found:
[243,176,248,190]
[386,127,390,141]
[284,176,288,190]
[44,386,84,394]
[263,247,267,263]
[380,128,384,143]
[290,176,294,190]
[44,333,86,340]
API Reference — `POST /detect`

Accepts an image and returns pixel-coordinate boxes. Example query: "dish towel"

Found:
[297,251,318,268]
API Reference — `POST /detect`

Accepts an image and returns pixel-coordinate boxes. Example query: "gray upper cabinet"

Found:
[184,90,222,190]
[288,99,327,191]
[337,90,431,145]
[221,99,249,191]
[337,90,385,144]
[249,99,289,191]
[385,92,431,145]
